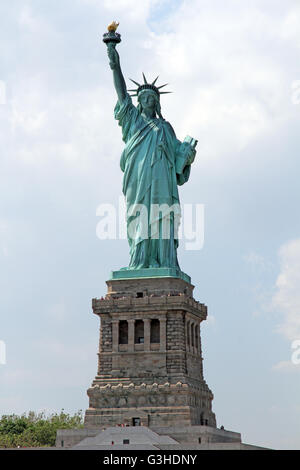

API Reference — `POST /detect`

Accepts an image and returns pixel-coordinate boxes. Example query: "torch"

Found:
[103,21,121,46]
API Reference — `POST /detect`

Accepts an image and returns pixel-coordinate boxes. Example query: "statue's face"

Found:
[139,91,157,112]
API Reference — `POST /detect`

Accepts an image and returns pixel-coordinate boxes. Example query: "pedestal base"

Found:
[109,267,191,284]
[85,275,216,429]
[56,425,248,449]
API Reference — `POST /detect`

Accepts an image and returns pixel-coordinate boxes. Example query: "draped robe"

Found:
[115,93,193,270]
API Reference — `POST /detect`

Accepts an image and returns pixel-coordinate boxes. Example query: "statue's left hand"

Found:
[187,147,196,165]
[182,142,196,165]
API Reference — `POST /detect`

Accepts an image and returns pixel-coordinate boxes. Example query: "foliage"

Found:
[0,410,83,448]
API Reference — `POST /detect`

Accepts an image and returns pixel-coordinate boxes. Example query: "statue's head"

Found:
[128,74,171,120]
[137,89,162,119]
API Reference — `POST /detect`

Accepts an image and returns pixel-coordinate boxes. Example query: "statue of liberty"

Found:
[104,23,197,276]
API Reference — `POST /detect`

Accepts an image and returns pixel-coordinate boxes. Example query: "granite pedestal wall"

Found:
[84,276,216,428]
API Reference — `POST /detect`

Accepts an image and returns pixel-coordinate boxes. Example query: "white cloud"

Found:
[272,360,300,372]
[148,1,296,165]
[271,239,300,341]
[2,0,298,182]
[0,219,9,257]
[18,4,53,35]
[0,217,38,259]
[281,5,300,48]
[7,76,120,172]
[244,252,271,272]
[80,0,152,33]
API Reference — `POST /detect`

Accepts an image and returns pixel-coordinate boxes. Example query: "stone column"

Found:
[199,327,202,353]
[194,323,197,355]
[112,320,119,353]
[191,322,195,354]
[144,318,151,352]
[199,325,203,376]
[128,319,135,352]
[186,318,190,353]
[160,317,167,351]
[195,324,199,355]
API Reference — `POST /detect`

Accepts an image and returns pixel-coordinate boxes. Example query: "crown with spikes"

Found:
[128,73,172,98]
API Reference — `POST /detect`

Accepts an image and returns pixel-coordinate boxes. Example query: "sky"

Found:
[0,0,300,450]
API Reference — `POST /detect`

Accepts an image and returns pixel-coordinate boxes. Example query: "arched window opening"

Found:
[150,319,160,343]
[134,320,144,344]
[119,320,128,344]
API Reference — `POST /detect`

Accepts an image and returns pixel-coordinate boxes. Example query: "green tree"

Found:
[0,415,28,435]
[0,410,84,448]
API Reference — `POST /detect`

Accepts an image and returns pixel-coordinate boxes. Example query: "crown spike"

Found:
[128,75,172,98]
[157,83,169,89]
[129,79,141,87]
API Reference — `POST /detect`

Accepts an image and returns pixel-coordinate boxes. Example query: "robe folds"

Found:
[114,93,193,270]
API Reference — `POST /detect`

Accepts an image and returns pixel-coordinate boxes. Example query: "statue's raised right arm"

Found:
[107,43,127,103]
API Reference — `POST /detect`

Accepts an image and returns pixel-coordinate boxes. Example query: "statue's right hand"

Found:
[107,44,120,70]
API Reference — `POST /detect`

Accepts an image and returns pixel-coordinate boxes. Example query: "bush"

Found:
[0,410,84,448]
[0,415,28,435]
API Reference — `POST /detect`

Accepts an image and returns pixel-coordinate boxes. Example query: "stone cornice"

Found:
[92,294,207,320]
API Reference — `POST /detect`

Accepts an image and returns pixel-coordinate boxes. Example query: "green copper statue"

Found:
[104,23,197,273]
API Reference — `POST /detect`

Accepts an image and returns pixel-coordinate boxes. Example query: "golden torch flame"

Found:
[107,21,119,32]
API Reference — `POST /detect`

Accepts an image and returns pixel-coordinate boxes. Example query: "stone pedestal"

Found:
[84,276,216,428]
